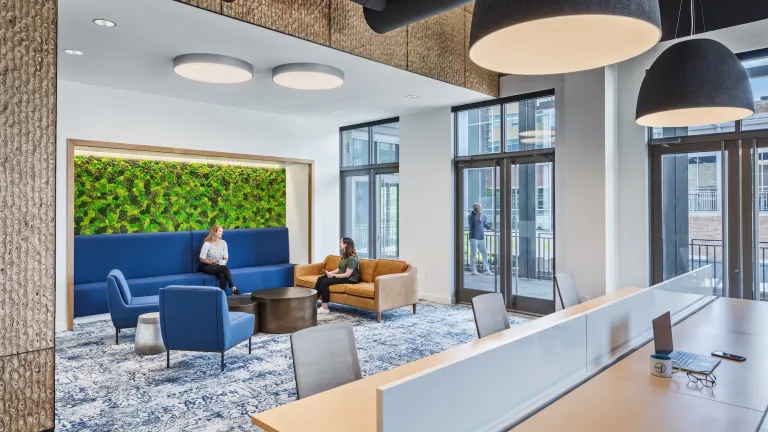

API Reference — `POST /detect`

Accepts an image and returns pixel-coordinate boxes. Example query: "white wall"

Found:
[56,80,339,331]
[285,164,310,265]
[399,108,454,304]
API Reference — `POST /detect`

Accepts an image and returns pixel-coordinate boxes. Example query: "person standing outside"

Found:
[468,203,495,276]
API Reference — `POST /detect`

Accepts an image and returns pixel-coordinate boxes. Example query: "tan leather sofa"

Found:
[294,256,418,322]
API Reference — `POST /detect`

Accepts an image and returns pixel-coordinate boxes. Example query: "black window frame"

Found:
[339,117,400,259]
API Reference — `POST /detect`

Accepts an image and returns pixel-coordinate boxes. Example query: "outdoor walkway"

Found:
[463,272,553,300]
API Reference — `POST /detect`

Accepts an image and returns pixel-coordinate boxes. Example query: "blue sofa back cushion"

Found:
[75,231,193,284]
[191,228,290,270]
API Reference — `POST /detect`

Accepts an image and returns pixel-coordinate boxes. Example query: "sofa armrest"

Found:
[294,262,325,281]
[374,266,419,312]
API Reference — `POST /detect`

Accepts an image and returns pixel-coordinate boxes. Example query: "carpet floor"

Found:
[55,301,530,431]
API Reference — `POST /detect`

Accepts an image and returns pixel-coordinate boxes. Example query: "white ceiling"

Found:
[58,0,492,125]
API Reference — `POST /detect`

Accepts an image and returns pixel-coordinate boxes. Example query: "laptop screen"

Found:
[652,311,674,354]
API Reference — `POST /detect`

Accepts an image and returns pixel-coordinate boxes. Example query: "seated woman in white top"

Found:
[199,225,240,295]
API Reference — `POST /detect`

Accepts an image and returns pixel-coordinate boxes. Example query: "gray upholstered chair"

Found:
[471,293,510,339]
[290,323,361,399]
[555,273,582,310]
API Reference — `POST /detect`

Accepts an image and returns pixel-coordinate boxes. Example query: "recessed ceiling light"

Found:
[93,19,116,27]
[406,94,419,99]
[64,49,84,56]
[272,63,344,91]
[334,111,343,114]
[173,53,253,84]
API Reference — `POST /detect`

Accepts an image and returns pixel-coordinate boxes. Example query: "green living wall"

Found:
[74,156,286,235]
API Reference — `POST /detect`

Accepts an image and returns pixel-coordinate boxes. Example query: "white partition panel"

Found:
[376,267,718,432]
[585,288,655,369]
[377,316,587,432]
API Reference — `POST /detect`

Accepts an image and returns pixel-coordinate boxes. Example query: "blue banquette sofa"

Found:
[74,227,295,318]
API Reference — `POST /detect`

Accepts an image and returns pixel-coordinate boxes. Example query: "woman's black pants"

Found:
[200,264,235,291]
[315,275,353,303]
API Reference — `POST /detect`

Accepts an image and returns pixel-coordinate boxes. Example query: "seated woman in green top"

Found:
[316,237,360,315]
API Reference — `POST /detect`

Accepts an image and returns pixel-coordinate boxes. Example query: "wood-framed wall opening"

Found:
[66,139,315,330]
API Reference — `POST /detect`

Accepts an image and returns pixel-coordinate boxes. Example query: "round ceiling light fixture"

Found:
[93,18,116,27]
[173,53,253,84]
[636,38,754,127]
[64,49,84,56]
[405,94,419,99]
[469,0,662,75]
[272,63,344,90]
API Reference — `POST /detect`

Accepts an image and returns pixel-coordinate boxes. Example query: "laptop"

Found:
[652,312,720,374]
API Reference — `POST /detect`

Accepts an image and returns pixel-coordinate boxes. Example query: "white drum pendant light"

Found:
[469,0,662,75]
[635,1,754,127]
[173,54,253,84]
[636,39,754,127]
[272,63,345,90]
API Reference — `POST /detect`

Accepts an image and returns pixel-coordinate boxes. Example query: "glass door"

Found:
[457,162,501,302]
[342,172,371,258]
[508,160,555,314]
[376,172,400,259]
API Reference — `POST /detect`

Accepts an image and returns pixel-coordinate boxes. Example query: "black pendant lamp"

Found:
[469,0,662,75]
[636,38,754,127]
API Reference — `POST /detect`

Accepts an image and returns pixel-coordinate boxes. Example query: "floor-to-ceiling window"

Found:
[340,118,400,259]
[454,90,556,315]
[649,48,768,300]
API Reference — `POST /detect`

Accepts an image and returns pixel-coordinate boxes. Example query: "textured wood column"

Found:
[0,0,58,430]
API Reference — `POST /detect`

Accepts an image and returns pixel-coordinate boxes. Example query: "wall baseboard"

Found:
[419,293,453,305]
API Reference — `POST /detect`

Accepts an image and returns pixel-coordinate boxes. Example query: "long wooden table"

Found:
[250,289,643,431]
[515,298,768,431]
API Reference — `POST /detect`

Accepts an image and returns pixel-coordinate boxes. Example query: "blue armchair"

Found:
[159,286,254,371]
[107,269,159,345]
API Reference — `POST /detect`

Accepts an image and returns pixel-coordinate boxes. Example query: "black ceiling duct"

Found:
[351,0,387,12]
[362,0,473,34]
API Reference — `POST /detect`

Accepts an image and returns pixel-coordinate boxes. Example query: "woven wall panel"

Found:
[0,0,57,357]
[407,8,466,87]
[330,0,407,69]
[222,0,331,45]
[176,0,221,13]
[464,11,499,96]
[0,349,55,431]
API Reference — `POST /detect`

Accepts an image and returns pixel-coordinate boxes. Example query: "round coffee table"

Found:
[135,312,165,355]
[227,294,260,335]
[250,287,318,334]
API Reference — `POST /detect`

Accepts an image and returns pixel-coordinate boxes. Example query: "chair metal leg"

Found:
[166,350,170,368]
[115,328,120,345]
[249,337,252,354]
[221,352,225,372]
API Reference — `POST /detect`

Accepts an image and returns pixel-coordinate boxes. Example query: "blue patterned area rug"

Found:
[55,302,530,432]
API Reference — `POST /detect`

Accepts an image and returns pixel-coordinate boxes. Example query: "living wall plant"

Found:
[74,156,286,235]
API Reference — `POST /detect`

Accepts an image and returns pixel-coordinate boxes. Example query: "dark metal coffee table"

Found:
[250,287,318,334]
[227,294,260,335]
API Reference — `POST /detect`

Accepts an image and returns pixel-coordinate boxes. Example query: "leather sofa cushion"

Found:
[359,259,377,283]
[329,284,346,294]
[374,259,408,278]
[345,283,374,299]
[296,275,320,287]
[325,256,341,271]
